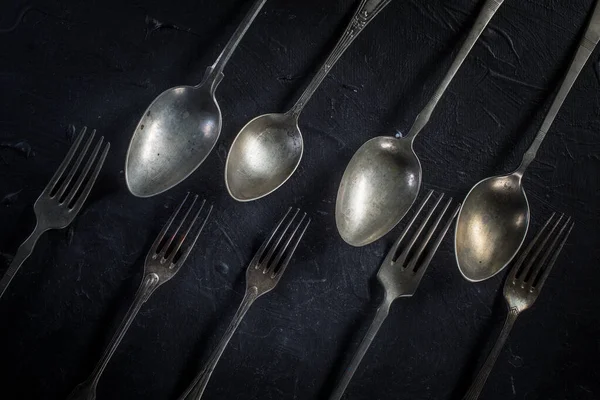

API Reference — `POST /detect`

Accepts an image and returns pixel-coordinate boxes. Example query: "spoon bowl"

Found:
[455,173,529,282]
[225,113,303,201]
[126,82,222,197]
[336,136,421,246]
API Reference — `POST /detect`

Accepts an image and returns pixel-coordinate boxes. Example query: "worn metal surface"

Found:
[0,0,599,399]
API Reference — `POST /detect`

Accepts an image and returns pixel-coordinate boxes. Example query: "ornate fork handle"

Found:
[67,273,160,400]
[0,224,46,299]
[180,287,259,400]
[288,0,392,117]
[462,307,519,400]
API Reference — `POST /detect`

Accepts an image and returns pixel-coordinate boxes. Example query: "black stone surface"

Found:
[1,0,599,399]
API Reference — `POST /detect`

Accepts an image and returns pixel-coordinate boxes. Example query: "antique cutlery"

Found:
[462,213,574,399]
[225,0,392,202]
[179,208,310,400]
[0,127,109,300]
[126,0,268,197]
[329,191,459,400]
[455,0,600,281]
[67,194,212,400]
[335,0,504,247]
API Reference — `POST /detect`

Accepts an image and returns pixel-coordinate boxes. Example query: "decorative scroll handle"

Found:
[288,0,393,118]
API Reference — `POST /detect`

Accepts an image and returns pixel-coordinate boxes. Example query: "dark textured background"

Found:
[1,0,599,399]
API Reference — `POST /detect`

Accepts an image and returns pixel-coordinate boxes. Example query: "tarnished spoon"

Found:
[455,0,600,282]
[125,0,268,198]
[225,0,392,202]
[335,0,504,247]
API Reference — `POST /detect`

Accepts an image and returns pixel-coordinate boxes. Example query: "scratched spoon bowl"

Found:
[336,137,420,246]
[126,81,221,198]
[454,173,529,282]
[335,0,505,246]
[225,0,394,202]
[125,0,268,197]
[225,112,302,201]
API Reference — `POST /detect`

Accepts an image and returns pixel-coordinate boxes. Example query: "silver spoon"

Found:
[455,1,600,282]
[335,0,504,247]
[125,0,268,198]
[225,0,392,202]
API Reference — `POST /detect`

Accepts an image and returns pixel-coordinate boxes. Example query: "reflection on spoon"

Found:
[455,0,600,281]
[125,0,268,197]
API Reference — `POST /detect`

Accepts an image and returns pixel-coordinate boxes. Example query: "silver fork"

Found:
[462,213,574,400]
[329,190,459,400]
[67,194,212,400]
[179,208,310,400]
[0,127,110,300]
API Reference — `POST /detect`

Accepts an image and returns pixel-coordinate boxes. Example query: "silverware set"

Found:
[0,0,594,398]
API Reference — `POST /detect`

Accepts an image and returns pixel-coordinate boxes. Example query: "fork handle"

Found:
[329,298,392,400]
[462,307,519,400]
[67,273,160,400]
[0,223,46,300]
[179,287,259,400]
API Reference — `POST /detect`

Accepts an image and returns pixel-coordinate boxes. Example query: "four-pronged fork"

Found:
[66,194,212,400]
[0,127,110,300]
[462,213,574,400]
[329,190,460,400]
[178,207,311,400]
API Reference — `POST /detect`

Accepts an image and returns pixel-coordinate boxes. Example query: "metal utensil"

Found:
[455,1,600,282]
[461,213,573,400]
[125,0,268,198]
[335,0,504,247]
[329,191,459,400]
[225,0,392,202]
[66,194,211,400]
[178,208,310,400]
[0,127,109,301]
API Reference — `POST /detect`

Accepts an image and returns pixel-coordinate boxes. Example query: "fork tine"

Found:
[55,129,96,200]
[270,214,310,278]
[399,193,445,262]
[386,190,434,262]
[251,207,293,266]
[159,195,198,259]
[266,212,307,276]
[508,213,556,282]
[262,208,300,270]
[69,141,110,213]
[520,214,564,282]
[149,193,190,256]
[406,197,454,272]
[168,202,212,267]
[64,136,103,206]
[44,126,88,195]
[531,218,573,290]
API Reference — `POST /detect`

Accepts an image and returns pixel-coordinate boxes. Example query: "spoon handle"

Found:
[328,297,392,400]
[288,0,392,118]
[207,0,268,81]
[461,306,519,400]
[516,0,600,175]
[406,0,504,140]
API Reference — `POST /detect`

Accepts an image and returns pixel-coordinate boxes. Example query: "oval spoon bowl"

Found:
[225,113,303,202]
[335,136,421,246]
[455,173,529,282]
[126,85,221,198]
